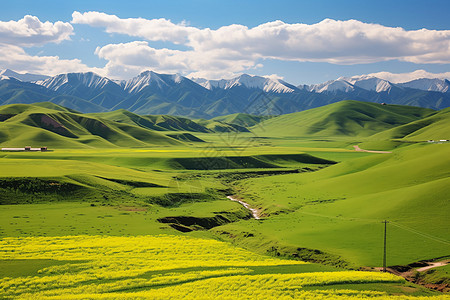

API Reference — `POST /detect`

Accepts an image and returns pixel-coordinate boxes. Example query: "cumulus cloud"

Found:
[262,74,285,81]
[0,44,100,76]
[0,15,100,77]
[365,70,450,83]
[72,11,197,44]
[72,12,450,68]
[0,15,73,47]
[94,41,257,79]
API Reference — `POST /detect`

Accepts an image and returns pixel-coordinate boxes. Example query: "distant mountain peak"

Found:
[124,70,183,93]
[0,69,49,82]
[35,72,115,91]
[309,79,355,93]
[194,73,297,93]
[341,76,396,93]
[398,78,450,93]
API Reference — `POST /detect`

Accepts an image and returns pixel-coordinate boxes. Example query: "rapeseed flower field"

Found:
[0,235,446,299]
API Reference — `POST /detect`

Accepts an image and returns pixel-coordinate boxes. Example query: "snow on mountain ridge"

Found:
[398,78,450,93]
[309,79,355,93]
[337,74,450,93]
[194,74,296,93]
[11,69,450,97]
[0,69,49,82]
[348,77,395,93]
[124,71,165,93]
[123,71,188,93]
[35,72,114,91]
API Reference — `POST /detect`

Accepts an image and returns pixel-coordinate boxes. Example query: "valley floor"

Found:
[0,134,449,298]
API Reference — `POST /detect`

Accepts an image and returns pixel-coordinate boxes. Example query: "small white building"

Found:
[1,146,47,152]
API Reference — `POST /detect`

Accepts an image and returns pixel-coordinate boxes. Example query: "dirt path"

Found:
[353,145,392,154]
[377,260,450,293]
[416,261,448,272]
[227,196,260,219]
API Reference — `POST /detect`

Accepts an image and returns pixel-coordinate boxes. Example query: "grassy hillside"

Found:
[195,118,249,133]
[370,107,450,141]
[211,113,272,127]
[89,109,251,133]
[253,100,435,137]
[88,110,211,132]
[0,103,186,148]
[224,143,449,267]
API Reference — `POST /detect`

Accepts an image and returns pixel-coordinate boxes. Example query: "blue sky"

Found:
[0,0,449,84]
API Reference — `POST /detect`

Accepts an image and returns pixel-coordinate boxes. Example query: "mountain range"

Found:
[0,69,449,118]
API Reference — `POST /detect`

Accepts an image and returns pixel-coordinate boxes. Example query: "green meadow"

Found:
[0,100,449,298]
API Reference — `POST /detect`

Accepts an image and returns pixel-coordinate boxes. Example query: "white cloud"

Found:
[71,12,450,79]
[0,15,101,77]
[72,11,197,44]
[262,74,284,81]
[73,12,450,65]
[189,19,450,65]
[0,44,100,76]
[94,41,257,79]
[364,70,450,83]
[0,15,73,47]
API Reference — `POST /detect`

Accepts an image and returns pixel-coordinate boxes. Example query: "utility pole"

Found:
[382,220,389,272]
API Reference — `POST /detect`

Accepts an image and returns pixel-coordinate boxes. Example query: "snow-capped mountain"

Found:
[0,69,49,82]
[338,75,396,93]
[122,71,191,93]
[35,72,116,91]
[398,78,450,93]
[307,79,355,93]
[1,69,449,118]
[33,72,126,110]
[195,74,298,93]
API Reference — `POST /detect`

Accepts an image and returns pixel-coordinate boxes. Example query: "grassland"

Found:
[0,100,449,298]
[221,143,449,266]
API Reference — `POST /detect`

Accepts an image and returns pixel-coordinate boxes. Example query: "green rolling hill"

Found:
[371,107,450,141]
[0,103,257,149]
[211,113,272,127]
[89,109,251,133]
[195,119,250,133]
[0,103,184,148]
[226,142,450,267]
[88,110,210,132]
[252,100,435,137]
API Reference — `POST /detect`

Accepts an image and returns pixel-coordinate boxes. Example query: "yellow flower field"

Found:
[0,235,446,299]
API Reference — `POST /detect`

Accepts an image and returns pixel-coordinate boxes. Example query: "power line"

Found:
[297,210,380,223]
[298,210,450,246]
[389,221,450,246]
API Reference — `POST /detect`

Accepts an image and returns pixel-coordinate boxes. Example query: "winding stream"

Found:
[227,196,260,219]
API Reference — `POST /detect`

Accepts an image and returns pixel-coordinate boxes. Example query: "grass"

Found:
[417,264,450,287]
[371,107,450,141]
[222,143,450,267]
[0,199,251,238]
[252,100,434,138]
[0,138,448,268]
[211,113,273,127]
[0,103,190,148]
